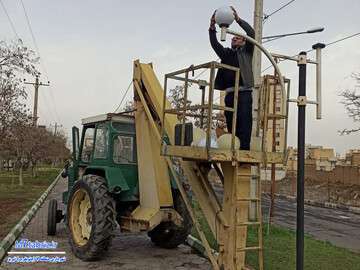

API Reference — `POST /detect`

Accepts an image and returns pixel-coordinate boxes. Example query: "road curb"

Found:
[0,171,62,263]
[186,235,206,257]
[186,235,219,259]
[264,192,360,215]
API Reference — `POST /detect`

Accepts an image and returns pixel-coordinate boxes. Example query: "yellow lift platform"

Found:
[132,59,289,270]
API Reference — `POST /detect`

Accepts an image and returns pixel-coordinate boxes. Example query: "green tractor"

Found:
[48,113,191,261]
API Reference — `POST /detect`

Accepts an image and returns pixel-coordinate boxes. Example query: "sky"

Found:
[0,0,359,155]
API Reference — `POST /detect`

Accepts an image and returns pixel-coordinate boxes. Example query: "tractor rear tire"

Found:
[148,190,192,249]
[47,199,58,236]
[67,174,116,261]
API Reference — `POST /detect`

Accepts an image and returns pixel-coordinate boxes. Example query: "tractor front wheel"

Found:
[67,175,116,261]
[47,199,58,236]
[148,190,192,249]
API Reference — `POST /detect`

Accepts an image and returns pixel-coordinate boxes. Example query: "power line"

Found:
[263,0,297,22]
[263,36,285,44]
[114,81,133,113]
[113,59,220,113]
[19,0,41,60]
[192,58,220,81]
[325,32,360,48]
[19,0,62,124]
[0,0,20,39]
[261,32,360,73]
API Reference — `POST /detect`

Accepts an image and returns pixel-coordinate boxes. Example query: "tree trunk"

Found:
[19,165,23,186]
[34,166,37,178]
[32,164,37,178]
[11,170,15,186]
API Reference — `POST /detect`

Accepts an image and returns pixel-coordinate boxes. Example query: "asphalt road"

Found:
[213,183,360,253]
[261,194,360,253]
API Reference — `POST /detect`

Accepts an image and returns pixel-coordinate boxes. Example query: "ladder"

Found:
[219,163,264,270]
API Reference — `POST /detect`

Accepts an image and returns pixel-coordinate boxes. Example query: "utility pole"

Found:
[52,122,63,136]
[250,0,264,220]
[253,0,264,117]
[253,0,263,87]
[24,75,50,126]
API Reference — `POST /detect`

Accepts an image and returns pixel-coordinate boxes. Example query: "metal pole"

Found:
[296,51,307,270]
[312,43,325,119]
[270,75,277,221]
[200,86,205,128]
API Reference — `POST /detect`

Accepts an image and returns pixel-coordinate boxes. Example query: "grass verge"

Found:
[0,167,60,238]
[191,201,360,270]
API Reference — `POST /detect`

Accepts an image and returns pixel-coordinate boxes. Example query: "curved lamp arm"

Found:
[224,28,287,117]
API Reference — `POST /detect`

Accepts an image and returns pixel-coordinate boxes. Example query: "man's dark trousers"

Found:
[224,91,252,150]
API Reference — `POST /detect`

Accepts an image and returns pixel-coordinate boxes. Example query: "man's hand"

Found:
[230,6,240,22]
[209,12,216,30]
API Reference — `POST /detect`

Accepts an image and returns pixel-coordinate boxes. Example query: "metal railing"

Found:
[161,61,241,158]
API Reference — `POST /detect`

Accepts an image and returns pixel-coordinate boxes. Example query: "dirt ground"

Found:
[274,177,360,207]
[208,167,360,207]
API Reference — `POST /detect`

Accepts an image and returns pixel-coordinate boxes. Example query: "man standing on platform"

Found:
[209,7,255,150]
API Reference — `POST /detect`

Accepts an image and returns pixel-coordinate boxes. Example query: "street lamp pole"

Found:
[296,51,307,270]
[263,27,324,43]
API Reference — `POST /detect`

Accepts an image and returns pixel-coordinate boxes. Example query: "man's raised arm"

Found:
[231,7,255,54]
[209,12,227,59]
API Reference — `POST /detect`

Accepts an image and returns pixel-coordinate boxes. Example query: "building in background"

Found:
[286,145,337,172]
[345,149,360,166]
[306,145,337,171]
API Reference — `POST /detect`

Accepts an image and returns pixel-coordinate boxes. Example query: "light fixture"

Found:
[307,27,324,33]
[215,6,234,27]
[215,6,235,41]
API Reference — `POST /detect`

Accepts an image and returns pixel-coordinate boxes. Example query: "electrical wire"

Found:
[189,57,220,83]
[113,80,133,113]
[324,32,360,48]
[19,0,62,124]
[0,0,20,40]
[261,32,360,73]
[262,36,285,44]
[263,0,297,23]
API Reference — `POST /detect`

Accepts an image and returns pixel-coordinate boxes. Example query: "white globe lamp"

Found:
[215,6,234,27]
[215,6,235,41]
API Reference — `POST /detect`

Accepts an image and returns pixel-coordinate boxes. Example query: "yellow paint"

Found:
[219,163,252,270]
[135,103,173,208]
[69,188,91,246]
[135,61,219,235]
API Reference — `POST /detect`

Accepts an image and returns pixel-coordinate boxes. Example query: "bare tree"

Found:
[0,39,39,144]
[168,84,225,130]
[6,113,33,185]
[0,39,70,181]
[0,39,39,170]
[0,39,38,75]
[339,73,360,135]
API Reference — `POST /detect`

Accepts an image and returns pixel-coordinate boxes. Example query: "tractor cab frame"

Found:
[63,113,139,205]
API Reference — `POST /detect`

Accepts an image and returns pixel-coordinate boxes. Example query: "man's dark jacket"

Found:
[209,19,255,90]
